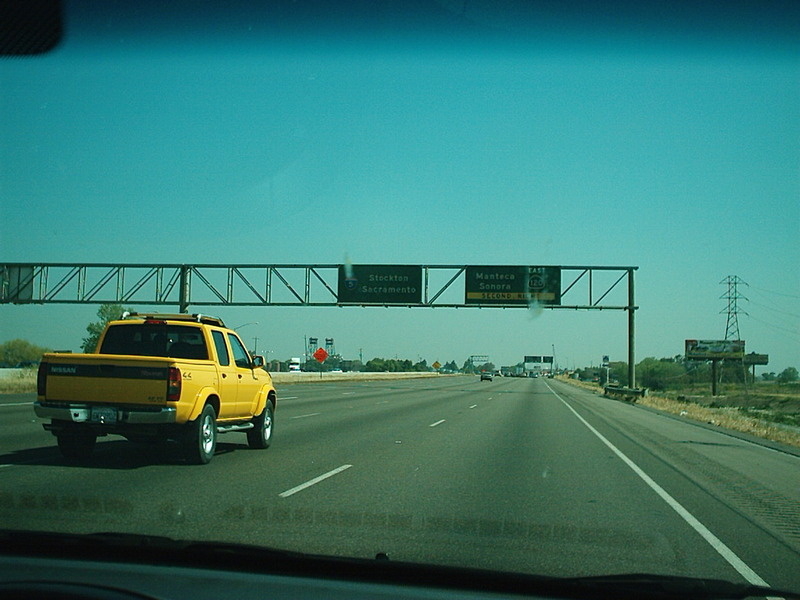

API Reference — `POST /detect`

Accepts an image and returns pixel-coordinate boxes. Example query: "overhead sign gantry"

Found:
[1,262,638,386]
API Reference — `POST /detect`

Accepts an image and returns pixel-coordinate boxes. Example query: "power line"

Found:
[749,284,800,299]
[746,314,800,342]
[748,298,800,320]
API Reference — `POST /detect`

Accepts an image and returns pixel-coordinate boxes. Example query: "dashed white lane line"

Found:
[280,396,299,400]
[0,402,33,407]
[544,380,771,589]
[429,419,446,427]
[469,404,478,409]
[290,413,321,419]
[279,465,353,498]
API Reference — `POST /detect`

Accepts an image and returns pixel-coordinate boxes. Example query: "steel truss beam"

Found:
[2,263,635,309]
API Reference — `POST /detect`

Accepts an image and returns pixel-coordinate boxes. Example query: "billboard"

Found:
[685,339,745,360]
[465,266,560,306]
[338,265,422,305]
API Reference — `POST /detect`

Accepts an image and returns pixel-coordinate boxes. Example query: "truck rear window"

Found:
[100,324,208,360]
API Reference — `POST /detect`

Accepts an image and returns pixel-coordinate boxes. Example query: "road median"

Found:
[271,372,450,384]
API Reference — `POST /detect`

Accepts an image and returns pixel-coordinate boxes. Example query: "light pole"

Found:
[232,322,259,353]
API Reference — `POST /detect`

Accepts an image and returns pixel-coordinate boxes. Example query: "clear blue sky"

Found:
[1,1,798,374]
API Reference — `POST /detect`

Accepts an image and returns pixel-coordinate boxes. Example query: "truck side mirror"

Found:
[252,355,265,368]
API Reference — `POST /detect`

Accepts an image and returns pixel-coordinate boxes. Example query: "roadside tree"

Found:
[82,304,130,353]
[777,367,799,384]
[0,339,51,366]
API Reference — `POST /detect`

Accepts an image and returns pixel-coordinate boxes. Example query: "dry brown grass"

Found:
[557,377,800,449]
[0,369,37,394]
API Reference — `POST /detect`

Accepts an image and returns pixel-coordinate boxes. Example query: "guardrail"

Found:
[604,386,648,401]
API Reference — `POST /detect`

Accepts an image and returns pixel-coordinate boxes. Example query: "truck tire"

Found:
[184,404,217,464]
[56,429,97,460]
[247,402,274,449]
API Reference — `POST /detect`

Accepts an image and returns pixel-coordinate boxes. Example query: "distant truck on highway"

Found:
[288,357,302,372]
[35,313,276,464]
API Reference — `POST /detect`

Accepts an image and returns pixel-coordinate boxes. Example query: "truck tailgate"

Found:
[41,354,175,406]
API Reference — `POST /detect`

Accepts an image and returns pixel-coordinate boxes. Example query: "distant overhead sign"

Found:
[685,339,745,360]
[465,266,560,305]
[337,265,422,305]
[524,355,553,364]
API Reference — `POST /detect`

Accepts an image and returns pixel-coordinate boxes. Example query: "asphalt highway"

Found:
[1,376,798,589]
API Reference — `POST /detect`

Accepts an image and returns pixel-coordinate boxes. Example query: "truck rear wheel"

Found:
[56,429,97,460]
[184,404,217,464]
[247,402,274,449]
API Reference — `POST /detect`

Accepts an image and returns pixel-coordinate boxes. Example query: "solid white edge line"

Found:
[543,380,772,589]
[279,465,353,498]
[0,402,33,407]
[429,419,446,427]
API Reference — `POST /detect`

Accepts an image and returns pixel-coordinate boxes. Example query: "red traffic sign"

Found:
[313,347,329,363]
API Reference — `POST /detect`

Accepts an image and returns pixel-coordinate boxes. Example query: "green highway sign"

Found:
[465,266,561,306]
[338,265,423,305]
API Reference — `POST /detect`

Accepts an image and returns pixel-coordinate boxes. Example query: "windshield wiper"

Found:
[1,530,797,600]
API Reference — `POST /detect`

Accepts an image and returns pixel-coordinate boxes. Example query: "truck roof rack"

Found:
[121,312,226,327]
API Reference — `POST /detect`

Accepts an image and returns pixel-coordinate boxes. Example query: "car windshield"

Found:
[1,0,799,593]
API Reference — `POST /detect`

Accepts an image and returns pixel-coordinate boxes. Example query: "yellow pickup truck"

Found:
[35,313,276,464]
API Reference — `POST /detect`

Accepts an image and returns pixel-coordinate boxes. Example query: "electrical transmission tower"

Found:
[720,275,748,340]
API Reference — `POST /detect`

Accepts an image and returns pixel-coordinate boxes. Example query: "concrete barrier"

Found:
[270,371,453,385]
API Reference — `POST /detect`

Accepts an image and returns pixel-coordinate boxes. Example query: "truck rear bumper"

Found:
[34,401,177,425]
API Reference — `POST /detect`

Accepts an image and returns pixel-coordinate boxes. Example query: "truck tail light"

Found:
[37,362,47,396]
[168,367,182,401]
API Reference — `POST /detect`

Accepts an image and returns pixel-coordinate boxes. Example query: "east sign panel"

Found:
[337,265,423,305]
[465,266,561,306]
